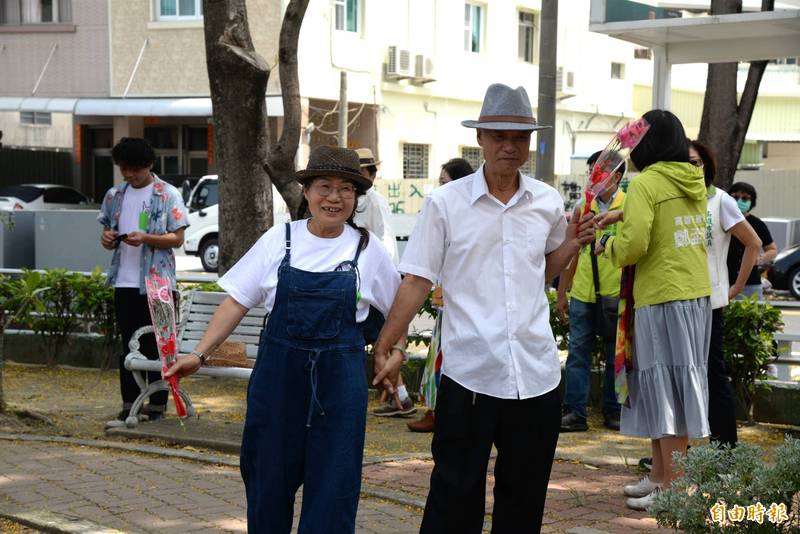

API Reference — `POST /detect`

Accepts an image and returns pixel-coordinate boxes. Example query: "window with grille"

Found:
[334,0,358,32]
[461,146,484,171]
[156,0,202,20]
[402,144,429,180]
[518,11,538,64]
[464,3,482,53]
[1,0,72,24]
[20,111,51,125]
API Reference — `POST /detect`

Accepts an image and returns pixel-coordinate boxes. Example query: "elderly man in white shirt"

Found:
[372,84,595,532]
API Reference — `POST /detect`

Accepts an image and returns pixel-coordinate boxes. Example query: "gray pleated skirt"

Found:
[621,297,712,439]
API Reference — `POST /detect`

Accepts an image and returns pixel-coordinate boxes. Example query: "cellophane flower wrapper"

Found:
[581,118,650,217]
[144,274,187,418]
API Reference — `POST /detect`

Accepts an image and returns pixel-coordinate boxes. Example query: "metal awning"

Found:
[0,97,78,112]
[0,96,284,117]
[589,9,800,64]
[589,1,800,109]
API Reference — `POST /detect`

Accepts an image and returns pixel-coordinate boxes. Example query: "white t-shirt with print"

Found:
[115,183,153,288]
[218,220,401,322]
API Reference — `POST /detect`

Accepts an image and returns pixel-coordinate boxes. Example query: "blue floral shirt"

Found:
[97,175,189,293]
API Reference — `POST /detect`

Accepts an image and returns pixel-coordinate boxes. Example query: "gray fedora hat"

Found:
[462,83,551,131]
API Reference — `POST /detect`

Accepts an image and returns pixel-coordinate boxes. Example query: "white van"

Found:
[183,175,290,272]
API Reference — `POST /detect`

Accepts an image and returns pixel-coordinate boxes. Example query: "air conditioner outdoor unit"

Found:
[556,66,576,95]
[413,54,436,84]
[386,46,413,80]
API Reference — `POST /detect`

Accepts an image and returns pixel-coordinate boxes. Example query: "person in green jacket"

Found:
[558,150,625,433]
[595,110,711,512]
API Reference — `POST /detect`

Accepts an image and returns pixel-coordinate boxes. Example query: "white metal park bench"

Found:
[122,291,262,427]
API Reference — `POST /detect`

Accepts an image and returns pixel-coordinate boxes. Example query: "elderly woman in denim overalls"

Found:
[167,146,402,533]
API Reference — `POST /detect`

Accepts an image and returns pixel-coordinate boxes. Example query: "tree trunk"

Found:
[0,313,6,413]
[204,0,273,275]
[264,0,308,220]
[697,0,774,190]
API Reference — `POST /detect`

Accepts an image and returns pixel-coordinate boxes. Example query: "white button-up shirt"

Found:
[398,166,567,399]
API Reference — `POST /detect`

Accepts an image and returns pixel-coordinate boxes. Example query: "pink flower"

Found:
[171,207,183,221]
[153,182,164,193]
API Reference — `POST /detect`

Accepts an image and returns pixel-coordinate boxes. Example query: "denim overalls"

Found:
[240,223,369,534]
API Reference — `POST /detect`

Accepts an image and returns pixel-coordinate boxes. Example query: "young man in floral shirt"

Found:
[98,137,189,428]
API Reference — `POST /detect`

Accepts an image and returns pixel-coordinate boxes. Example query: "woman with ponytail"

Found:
[166,146,401,533]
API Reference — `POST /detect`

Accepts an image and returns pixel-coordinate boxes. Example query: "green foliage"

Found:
[546,290,569,351]
[652,439,800,532]
[3,269,118,367]
[29,269,86,366]
[73,268,118,365]
[408,290,437,349]
[193,281,225,292]
[723,297,784,424]
[545,290,604,365]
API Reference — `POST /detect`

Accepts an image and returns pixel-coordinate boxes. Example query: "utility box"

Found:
[0,210,35,269]
[34,210,110,273]
[763,217,800,252]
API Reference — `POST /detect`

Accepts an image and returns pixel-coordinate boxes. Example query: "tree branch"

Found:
[273,0,310,162]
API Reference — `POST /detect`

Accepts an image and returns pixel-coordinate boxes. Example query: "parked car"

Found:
[183,175,290,272]
[767,244,800,299]
[0,184,92,210]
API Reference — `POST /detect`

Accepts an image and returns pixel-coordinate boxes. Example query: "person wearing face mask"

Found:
[726,182,777,300]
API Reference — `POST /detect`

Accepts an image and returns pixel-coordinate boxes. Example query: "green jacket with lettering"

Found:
[604,161,710,308]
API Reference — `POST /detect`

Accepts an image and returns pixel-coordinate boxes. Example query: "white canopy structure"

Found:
[589,0,800,109]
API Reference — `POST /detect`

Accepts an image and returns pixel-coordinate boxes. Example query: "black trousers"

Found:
[420,375,561,534]
[707,307,737,448]
[114,288,168,409]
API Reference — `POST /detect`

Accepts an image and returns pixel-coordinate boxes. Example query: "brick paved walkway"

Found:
[0,439,669,533]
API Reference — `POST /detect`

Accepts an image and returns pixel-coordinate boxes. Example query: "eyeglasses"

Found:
[690,158,704,168]
[731,194,752,202]
[310,183,357,199]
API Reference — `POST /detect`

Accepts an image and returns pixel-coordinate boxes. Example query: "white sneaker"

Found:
[624,476,661,498]
[626,488,660,511]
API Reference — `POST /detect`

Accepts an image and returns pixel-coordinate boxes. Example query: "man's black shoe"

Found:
[560,412,588,432]
[638,457,652,471]
[603,413,621,431]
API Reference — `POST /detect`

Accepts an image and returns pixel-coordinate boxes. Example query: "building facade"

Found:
[1,0,798,210]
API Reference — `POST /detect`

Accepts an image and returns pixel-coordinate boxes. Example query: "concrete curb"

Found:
[0,433,239,467]
[0,432,626,470]
[0,432,626,528]
[0,507,126,534]
[360,484,427,510]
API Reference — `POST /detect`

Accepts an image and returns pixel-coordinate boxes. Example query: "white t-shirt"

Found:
[218,220,401,322]
[707,187,745,309]
[115,183,154,288]
[718,190,744,233]
[354,188,399,265]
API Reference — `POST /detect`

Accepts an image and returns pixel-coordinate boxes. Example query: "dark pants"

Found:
[421,375,561,534]
[114,288,167,409]
[708,307,737,448]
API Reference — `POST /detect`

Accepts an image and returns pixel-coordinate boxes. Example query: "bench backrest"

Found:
[178,290,265,359]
